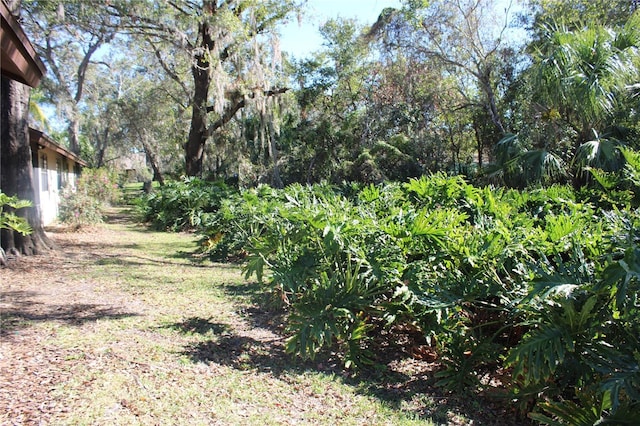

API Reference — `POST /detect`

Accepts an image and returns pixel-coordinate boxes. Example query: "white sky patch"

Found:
[279,0,403,59]
[278,0,527,59]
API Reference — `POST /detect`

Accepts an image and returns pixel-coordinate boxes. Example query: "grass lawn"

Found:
[1,207,509,425]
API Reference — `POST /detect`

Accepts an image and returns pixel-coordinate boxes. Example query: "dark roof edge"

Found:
[29,127,89,167]
[0,0,46,87]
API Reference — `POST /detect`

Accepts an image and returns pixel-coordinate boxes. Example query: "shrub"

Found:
[136,177,234,232]
[1,192,33,266]
[199,171,640,422]
[0,192,32,236]
[58,168,120,226]
[59,188,104,226]
[79,168,121,204]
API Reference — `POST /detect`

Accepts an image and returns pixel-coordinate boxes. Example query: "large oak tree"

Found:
[1,77,54,256]
[20,0,120,154]
[109,0,300,177]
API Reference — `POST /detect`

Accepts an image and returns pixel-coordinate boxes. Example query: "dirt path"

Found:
[1,210,166,424]
[1,208,515,425]
[0,208,288,425]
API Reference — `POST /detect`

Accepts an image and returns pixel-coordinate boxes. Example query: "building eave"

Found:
[0,0,46,87]
[29,128,89,168]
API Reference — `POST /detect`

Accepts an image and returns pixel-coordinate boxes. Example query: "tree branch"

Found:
[206,87,289,136]
[146,38,192,100]
[167,0,193,16]
[75,35,108,103]
[106,4,192,50]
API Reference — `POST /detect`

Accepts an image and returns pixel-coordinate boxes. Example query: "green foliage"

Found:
[59,168,121,226]
[151,166,640,422]
[59,187,104,226]
[0,192,33,236]
[136,177,234,232]
[621,148,640,200]
[503,203,640,422]
[498,11,640,189]
[196,173,640,422]
[527,0,632,31]
[201,181,406,364]
[490,133,568,188]
[582,147,640,209]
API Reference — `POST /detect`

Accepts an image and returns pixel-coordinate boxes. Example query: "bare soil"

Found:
[1,214,149,424]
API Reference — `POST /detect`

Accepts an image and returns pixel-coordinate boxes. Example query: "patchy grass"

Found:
[2,207,461,425]
[121,182,145,202]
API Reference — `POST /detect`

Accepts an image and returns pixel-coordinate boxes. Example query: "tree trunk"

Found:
[140,135,164,185]
[67,109,81,154]
[182,1,289,177]
[94,127,108,168]
[472,117,483,170]
[572,126,593,188]
[185,13,214,177]
[267,120,284,188]
[1,76,54,256]
[478,68,506,137]
[185,66,210,177]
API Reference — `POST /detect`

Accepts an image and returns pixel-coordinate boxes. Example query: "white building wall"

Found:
[34,149,77,226]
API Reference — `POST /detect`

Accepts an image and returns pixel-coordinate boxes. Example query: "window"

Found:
[56,157,63,189]
[56,157,69,189]
[62,159,69,188]
[40,154,49,191]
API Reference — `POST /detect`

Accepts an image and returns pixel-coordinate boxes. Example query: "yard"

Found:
[0,207,512,425]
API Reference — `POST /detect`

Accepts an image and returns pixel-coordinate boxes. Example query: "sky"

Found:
[278,0,526,59]
[278,0,403,59]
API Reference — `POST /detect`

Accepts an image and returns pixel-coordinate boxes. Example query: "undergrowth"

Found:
[134,151,640,423]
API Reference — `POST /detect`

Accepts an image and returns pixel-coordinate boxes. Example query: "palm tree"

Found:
[534,16,639,149]
[28,89,51,133]
[490,133,566,188]
[496,13,640,187]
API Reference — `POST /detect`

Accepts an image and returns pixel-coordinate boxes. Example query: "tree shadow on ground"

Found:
[42,235,139,255]
[168,312,329,377]
[94,254,211,269]
[162,316,231,335]
[210,280,528,425]
[180,334,297,374]
[0,290,139,337]
[103,207,137,225]
[174,317,474,423]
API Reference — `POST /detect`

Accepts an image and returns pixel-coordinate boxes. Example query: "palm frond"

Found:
[507,324,569,385]
[573,138,624,175]
[29,99,51,132]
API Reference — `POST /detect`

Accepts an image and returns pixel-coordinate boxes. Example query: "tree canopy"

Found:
[17,0,640,188]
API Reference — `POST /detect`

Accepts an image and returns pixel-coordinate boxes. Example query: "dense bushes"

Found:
[135,163,640,422]
[59,168,120,226]
[196,175,639,423]
[135,177,234,231]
